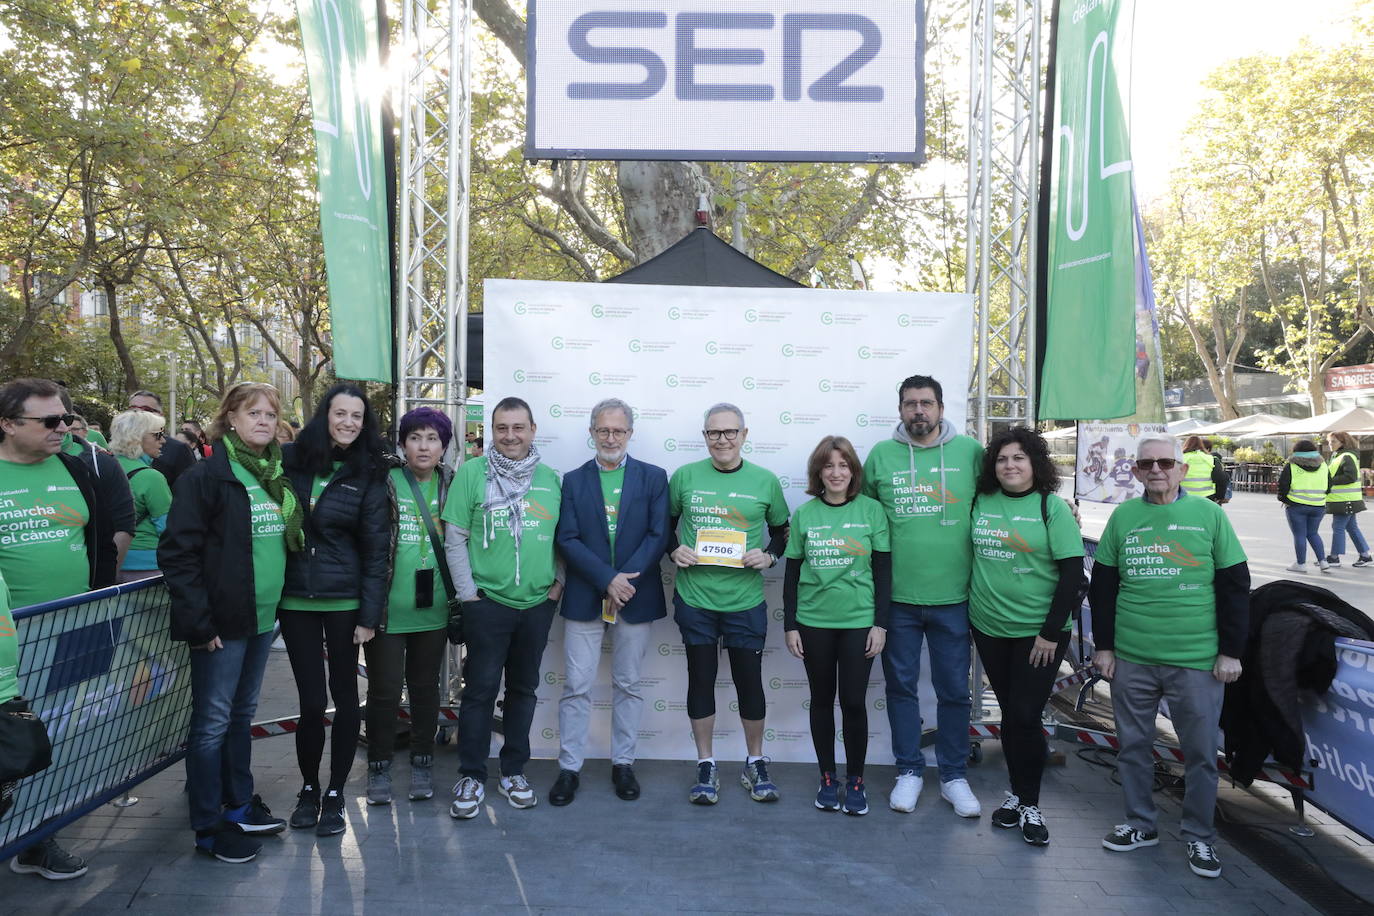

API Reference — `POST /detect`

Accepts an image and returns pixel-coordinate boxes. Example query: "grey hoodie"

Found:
[891,418,960,527]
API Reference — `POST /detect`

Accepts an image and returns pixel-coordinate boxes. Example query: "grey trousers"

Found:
[558,617,654,771]
[1110,657,1224,843]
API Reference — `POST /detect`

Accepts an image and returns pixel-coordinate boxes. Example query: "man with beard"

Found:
[548,398,670,806]
[862,375,984,818]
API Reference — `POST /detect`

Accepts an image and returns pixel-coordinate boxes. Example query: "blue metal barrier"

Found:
[0,578,189,861]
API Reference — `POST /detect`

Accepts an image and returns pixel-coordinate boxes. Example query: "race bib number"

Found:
[695,528,747,567]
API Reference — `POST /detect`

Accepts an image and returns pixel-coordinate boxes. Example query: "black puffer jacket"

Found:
[282,445,395,630]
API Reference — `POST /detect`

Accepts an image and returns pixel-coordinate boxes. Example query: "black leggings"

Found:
[799,625,874,778]
[685,644,766,721]
[363,628,448,761]
[971,625,1071,806]
[279,609,361,791]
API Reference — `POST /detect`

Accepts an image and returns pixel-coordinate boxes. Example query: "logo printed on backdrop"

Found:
[742,376,789,392]
[818,378,863,394]
[821,310,866,327]
[628,338,675,353]
[898,313,939,328]
[704,340,753,356]
[781,343,830,358]
[588,371,637,386]
[778,411,824,426]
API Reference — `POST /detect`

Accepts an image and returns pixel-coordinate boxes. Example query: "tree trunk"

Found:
[104,279,141,395]
[616,162,701,262]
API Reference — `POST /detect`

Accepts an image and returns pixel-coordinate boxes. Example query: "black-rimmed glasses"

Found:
[703,429,740,442]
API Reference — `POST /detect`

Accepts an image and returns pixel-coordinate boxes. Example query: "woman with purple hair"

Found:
[364,407,456,805]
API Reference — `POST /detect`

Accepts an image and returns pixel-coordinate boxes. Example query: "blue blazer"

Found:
[555,454,670,624]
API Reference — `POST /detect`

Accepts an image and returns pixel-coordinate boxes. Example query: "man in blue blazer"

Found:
[550,398,670,805]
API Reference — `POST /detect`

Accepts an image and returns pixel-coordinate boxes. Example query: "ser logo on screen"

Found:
[565,12,884,103]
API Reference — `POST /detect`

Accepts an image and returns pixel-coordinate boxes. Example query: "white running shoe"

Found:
[449,777,484,819]
[888,769,923,813]
[1285,562,1308,574]
[499,774,538,809]
[940,778,982,817]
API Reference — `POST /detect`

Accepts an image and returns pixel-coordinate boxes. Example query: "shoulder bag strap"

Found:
[404,467,456,600]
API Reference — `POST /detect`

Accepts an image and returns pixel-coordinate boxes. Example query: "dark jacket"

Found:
[282,444,393,630]
[158,444,266,644]
[1221,580,1374,784]
[152,435,196,488]
[52,452,118,591]
[66,435,136,584]
[556,455,671,624]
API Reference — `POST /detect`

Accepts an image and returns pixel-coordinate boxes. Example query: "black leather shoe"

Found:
[612,764,640,801]
[549,770,579,806]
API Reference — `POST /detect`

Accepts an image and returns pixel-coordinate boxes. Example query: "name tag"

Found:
[695,528,747,567]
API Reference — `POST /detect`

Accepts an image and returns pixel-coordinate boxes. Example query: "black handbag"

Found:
[0,699,53,781]
[403,469,463,646]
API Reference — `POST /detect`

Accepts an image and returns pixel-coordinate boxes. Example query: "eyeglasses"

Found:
[15,414,77,430]
[1134,458,1178,471]
[150,431,167,440]
[593,427,631,440]
[703,428,740,442]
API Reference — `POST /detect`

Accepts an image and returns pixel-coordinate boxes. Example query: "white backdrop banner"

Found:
[483,278,973,765]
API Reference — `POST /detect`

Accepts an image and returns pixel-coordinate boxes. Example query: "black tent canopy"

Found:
[465,228,803,388]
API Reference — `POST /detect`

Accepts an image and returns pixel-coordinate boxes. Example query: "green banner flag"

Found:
[1039,0,1136,420]
[297,0,392,382]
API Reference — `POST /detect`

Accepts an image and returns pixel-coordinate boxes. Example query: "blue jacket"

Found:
[556,454,670,624]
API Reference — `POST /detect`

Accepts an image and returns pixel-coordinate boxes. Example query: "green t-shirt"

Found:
[0,569,18,704]
[0,457,90,607]
[784,495,890,628]
[669,459,789,613]
[441,457,562,610]
[279,465,354,611]
[862,435,984,605]
[387,468,445,634]
[1094,493,1248,670]
[116,455,173,553]
[86,429,109,449]
[969,490,1085,638]
[600,465,625,562]
[230,460,289,634]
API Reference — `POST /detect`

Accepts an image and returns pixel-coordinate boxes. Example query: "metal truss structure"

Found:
[966,0,1042,440]
[396,0,471,422]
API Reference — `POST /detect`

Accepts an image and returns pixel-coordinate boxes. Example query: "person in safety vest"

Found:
[1180,436,1229,504]
[1278,439,1331,574]
[1324,431,1370,568]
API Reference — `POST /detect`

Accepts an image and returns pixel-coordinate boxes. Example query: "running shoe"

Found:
[689,761,719,805]
[842,776,869,816]
[992,792,1022,829]
[499,774,538,809]
[814,772,840,811]
[194,822,261,864]
[740,758,780,802]
[450,776,484,819]
[225,794,286,834]
[889,769,923,812]
[1020,805,1049,845]
[366,760,393,806]
[1187,840,1222,878]
[8,837,88,880]
[409,754,434,800]
[1102,824,1159,851]
[940,778,981,817]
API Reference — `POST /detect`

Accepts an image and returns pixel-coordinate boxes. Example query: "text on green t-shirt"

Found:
[230,460,288,634]
[387,468,446,633]
[0,457,90,607]
[600,465,625,562]
[784,495,890,628]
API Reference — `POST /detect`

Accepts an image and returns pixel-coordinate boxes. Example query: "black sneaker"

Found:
[991,793,1021,829]
[1326,555,1341,567]
[1102,823,1159,852]
[226,794,286,835]
[316,790,346,837]
[289,786,320,829]
[1355,555,1373,568]
[194,822,262,864]
[1187,840,1222,878]
[1020,805,1049,845]
[549,769,579,807]
[9,837,88,880]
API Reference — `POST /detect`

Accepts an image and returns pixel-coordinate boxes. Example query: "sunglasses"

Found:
[15,414,77,430]
[1134,458,1178,471]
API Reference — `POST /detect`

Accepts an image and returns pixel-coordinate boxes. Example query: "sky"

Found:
[1129,0,1362,203]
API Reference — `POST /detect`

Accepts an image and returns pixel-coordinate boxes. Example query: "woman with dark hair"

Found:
[364,407,455,805]
[782,435,890,816]
[279,384,393,837]
[1278,439,1330,574]
[160,382,300,863]
[1325,431,1370,568]
[969,426,1085,846]
[1181,436,1229,504]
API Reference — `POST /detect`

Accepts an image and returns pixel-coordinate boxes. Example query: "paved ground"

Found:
[0,489,1368,914]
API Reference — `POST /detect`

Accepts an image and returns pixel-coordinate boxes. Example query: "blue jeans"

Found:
[457,597,557,781]
[882,601,971,781]
[1330,513,1370,557]
[185,630,273,831]
[1285,504,1326,564]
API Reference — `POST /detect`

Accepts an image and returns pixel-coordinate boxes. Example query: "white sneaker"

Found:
[449,776,484,819]
[941,778,981,817]
[1285,562,1308,574]
[1318,561,1333,574]
[499,774,538,809]
[888,770,923,812]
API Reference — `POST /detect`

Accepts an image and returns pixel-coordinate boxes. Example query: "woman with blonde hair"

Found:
[1325,431,1370,568]
[109,409,173,583]
[159,382,303,863]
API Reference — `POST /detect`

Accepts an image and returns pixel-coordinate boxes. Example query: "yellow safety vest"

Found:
[1287,462,1329,507]
[1328,451,1363,504]
[1181,451,1215,499]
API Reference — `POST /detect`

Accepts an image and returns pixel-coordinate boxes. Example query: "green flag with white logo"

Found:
[1038,0,1136,420]
[297,0,392,382]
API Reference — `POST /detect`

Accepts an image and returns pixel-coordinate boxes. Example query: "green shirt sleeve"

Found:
[1095,509,1120,566]
[1046,495,1085,560]
[668,467,685,517]
[1210,504,1248,567]
[783,504,806,559]
[861,452,878,499]
[440,460,476,530]
[869,498,891,552]
[143,473,173,518]
[766,474,790,526]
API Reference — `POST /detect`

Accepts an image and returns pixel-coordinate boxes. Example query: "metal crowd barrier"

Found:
[0,579,190,861]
